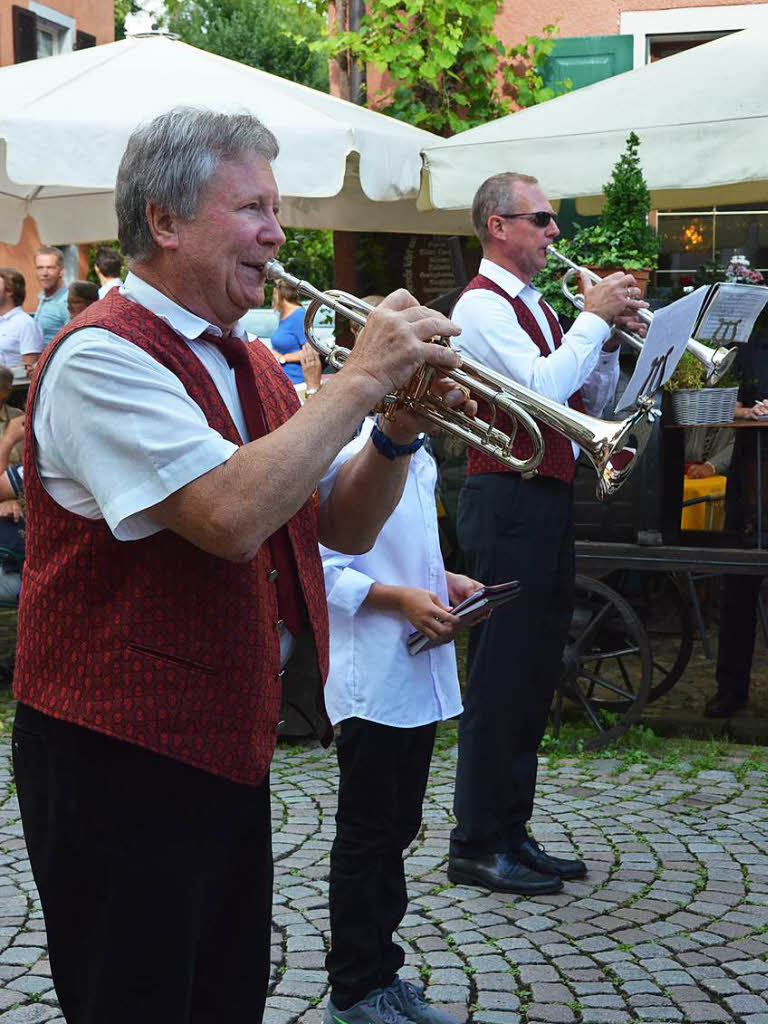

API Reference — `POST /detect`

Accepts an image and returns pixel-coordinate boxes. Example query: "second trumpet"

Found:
[265,260,658,499]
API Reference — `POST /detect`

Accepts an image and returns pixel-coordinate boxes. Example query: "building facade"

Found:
[502,0,768,288]
[0,1,114,312]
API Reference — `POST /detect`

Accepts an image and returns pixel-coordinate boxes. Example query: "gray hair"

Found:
[115,107,280,261]
[472,172,538,245]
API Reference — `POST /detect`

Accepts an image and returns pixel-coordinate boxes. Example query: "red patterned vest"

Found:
[458,275,585,484]
[14,290,331,786]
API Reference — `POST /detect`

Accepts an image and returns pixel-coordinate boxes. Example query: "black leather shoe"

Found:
[514,837,587,880]
[704,691,748,718]
[447,853,563,894]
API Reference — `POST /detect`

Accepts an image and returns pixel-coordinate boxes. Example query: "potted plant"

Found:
[538,132,659,316]
[568,131,659,292]
[663,351,739,426]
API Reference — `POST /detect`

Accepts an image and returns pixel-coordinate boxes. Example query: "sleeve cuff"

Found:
[574,310,612,345]
[597,346,621,368]
[326,567,376,616]
[106,440,238,540]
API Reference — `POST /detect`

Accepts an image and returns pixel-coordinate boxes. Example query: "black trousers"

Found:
[12,703,273,1024]
[326,718,436,1009]
[451,473,574,859]
[716,574,763,700]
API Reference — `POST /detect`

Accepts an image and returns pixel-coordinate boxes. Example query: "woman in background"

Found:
[271,280,306,385]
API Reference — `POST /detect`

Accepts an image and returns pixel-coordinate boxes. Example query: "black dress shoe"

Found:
[704,691,748,718]
[514,837,587,880]
[447,853,563,895]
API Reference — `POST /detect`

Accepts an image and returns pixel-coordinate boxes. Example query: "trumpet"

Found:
[265,260,659,499]
[548,246,737,384]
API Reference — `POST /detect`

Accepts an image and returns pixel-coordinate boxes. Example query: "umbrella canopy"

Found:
[0,32,468,244]
[419,28,768,215]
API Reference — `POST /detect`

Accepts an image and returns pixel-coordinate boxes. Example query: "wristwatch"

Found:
[370,419,425,460]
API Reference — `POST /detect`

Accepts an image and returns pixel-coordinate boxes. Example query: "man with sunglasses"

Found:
[447,172,646,894]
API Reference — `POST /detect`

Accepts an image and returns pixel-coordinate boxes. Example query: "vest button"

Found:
[268,569,279,583]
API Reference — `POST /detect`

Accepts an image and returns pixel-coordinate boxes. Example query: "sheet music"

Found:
[616,287,709,413]
[694,283,768,345]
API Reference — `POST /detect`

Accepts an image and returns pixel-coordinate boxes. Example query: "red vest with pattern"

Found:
[14,290,331,786]
[458,275,585,484]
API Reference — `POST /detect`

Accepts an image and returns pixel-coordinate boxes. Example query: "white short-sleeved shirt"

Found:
[98,278,122,299]
[0,306,44,364]
[33,272,251,541]
[319,419,462,729]
[452,258,620,457]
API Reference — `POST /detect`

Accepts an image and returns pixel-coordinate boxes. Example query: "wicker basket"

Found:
[669,386,738,426]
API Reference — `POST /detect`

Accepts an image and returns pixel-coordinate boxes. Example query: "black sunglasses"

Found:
[496,211,557,228]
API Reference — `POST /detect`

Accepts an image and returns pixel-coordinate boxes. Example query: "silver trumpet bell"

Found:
[548,245,738,384]
[265,260,659,499]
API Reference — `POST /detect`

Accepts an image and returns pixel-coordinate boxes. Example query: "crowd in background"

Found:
[0,244,123,599]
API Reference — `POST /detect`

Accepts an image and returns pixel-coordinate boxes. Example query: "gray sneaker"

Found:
[386,978,459,1024]
[324,988,413,1024]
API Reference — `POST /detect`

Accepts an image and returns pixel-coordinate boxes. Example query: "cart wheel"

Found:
[553,575,652,750]
[603,571,694,706]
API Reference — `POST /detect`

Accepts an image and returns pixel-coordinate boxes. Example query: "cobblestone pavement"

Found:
[0,739,766,1024]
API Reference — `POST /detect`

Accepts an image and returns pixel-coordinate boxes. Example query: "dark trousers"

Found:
[716,574,763,700]
[451,473,574,859]
[327,718,436,1009]
[12,703,273,1024]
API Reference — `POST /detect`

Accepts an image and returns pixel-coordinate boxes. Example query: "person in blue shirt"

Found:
[271,279,306,385]
[33,247,69,353]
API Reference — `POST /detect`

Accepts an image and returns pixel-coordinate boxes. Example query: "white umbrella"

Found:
[0,32,468,244]
[419,27,768,215]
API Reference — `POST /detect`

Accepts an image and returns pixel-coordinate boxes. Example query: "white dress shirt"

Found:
[0,305,43,365]
[98,278,122,299]
[33,271,252,541]
[452,258,620,457]
[319,419,462,729]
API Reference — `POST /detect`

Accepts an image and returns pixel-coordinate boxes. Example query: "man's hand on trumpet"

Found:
[580,271,649,352]
[342,288,475,440]
[344,289,461,393]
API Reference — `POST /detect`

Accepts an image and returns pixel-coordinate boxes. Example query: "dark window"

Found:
[75,30,96,50]
[12,5,37,63]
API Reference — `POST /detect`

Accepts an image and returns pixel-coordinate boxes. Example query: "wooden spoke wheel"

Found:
[597,571,694,707]
[553,575,652,750]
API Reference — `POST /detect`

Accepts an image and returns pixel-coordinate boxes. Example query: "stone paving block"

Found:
[529,982,573,1002]
[423,985,468,1003]
[518,965,559,983]
[578,1012,632,1024]
[475,973,519,993]
[0,1010,60,1023]
[525,1004,576,1023]
[725,994,768,1014]
[476,991,520,1010]
[674,1003,730,1021]
[468,955,510,973]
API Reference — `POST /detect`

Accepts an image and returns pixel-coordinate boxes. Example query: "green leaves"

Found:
[162,0,330,92]
[321,2,570,136]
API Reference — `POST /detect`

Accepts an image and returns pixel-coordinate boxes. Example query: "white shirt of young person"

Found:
[0,305,43,365]
[319,418,462,729]
[451,258,620,457]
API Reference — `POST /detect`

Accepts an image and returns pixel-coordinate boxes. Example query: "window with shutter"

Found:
[12,5,37,63]
[75,30,96,50]
[542,36,634,237]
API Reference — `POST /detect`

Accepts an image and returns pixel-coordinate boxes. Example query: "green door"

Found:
[544,35,634,234]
